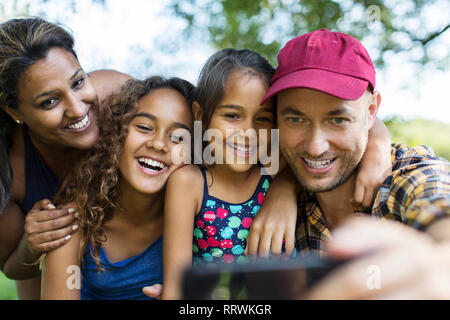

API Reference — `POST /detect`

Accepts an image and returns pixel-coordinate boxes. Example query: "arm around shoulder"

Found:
[0,199,27,274]
[397,157,450,233]
[88,69,135,103]
[355,117,392,207]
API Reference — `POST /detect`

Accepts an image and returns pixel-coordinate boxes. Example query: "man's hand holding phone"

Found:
[305,218,450,299]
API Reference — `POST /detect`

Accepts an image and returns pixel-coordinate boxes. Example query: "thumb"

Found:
[142,284,162,299]
[326,217,412,259]
[32,199,56,210]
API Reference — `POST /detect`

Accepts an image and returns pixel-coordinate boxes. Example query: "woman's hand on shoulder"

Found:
[24,199,79,254]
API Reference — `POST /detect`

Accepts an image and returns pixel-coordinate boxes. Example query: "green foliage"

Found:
[0,272,17,300]
[0,0,30,19]
[385,117,450,161]
[169,0,450,159]
[1,0,106,21]
[169,0,450,69]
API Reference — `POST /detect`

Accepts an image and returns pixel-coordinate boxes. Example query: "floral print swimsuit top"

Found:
[192,167,272,265]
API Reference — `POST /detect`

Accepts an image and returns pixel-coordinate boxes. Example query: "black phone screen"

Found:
[182,255,345,300]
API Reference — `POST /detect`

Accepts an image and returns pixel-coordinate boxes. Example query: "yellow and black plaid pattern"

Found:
[295,144,450,256]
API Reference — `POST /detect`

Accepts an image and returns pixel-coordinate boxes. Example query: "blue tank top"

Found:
[81,236,163,300]
[192,167,272,265]
[20,126,60,214]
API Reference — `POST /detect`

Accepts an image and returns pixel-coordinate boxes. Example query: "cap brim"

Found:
[261,68,369,104]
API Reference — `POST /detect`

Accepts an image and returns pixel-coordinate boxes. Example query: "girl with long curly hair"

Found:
[40,76,197,299]
[0,17,131,299]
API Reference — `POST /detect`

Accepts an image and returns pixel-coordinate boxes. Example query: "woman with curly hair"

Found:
[0,17,132,299]
[40,76,197,299]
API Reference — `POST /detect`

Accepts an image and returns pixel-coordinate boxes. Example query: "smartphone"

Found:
[182,255,346,300]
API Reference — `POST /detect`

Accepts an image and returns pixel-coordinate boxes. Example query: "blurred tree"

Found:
[168,0,450,69]
[384,117,450,160]
[1,0,106,21]
[169,0,450,160]
[1,0,449,161]
[0,0,30,19]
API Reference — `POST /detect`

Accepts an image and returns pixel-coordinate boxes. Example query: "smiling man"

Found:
[261,29,450,299]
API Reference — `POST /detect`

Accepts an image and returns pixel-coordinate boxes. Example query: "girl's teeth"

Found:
[228,143,255,152]
[68,114,88,129]
[304,158,333,169]
[138,157,166,169]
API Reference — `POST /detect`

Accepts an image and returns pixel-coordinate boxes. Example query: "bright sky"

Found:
[5,0,450,124]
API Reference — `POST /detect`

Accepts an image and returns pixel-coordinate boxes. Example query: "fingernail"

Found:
[65,235,72,241]
[48,204,56,209]
[68,208,75,214]
[72,224,79,231]
[74,212,79,219]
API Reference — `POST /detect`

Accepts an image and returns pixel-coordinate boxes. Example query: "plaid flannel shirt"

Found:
[295,143,450,256]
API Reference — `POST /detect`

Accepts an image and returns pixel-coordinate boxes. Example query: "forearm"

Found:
[427,218,450,282]
[88,69,134,103]
[3,233,41,279]
[369,118,391,146]
[353,118,393,207]
[426,217,450,243]
[162,211,194,300]
[366,118,392,166]
[162,225,193,300]
[269,165,301,196]
[402,169,450,231]
[162,254,191,300]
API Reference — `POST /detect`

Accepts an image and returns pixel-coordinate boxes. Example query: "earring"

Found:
[15,119,22,124]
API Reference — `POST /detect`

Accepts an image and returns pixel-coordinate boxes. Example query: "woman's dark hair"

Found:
[50,76,196,270]
[196,48,275,131]
[0,139,11,212]
[0,17,77,212]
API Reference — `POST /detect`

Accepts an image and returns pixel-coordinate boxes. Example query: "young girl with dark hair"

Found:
[160,48,392,299]
[41,76,196,299]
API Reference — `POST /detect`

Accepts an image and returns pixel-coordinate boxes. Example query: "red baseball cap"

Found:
[261,29,375,104]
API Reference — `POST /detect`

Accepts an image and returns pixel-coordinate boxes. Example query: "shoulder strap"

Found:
[198,166,209,198]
